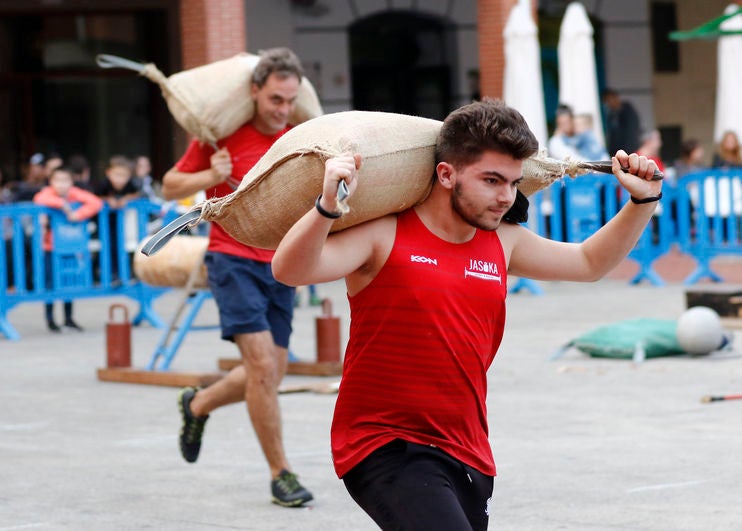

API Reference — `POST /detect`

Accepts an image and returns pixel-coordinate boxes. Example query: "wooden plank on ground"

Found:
[686,284,742,318]
[720,317,742,330]
[279,380,340,395]
[218,357,343,376]
[97,367,224,388]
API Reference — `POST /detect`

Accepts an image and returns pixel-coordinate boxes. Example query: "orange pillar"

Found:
[477,0,520,99]
[179,0,246,69]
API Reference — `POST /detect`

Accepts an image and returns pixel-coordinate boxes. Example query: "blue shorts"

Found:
[205,252,295,347]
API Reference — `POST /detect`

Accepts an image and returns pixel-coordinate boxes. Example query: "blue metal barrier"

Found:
[0,199,169,340]
[512,174,673,290]
[674,169,742,285]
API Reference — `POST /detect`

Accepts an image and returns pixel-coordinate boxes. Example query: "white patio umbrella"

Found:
[714,4,742,143]
[503,0,548,147]
[557,1,604,147]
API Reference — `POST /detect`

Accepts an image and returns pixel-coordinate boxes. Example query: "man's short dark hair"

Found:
[555,103,574,118]
[435,98,539,169]
[251,47,304,88]
[601,88,618,99]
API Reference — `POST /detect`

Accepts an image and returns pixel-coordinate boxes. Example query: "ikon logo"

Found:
[410,255,438,266]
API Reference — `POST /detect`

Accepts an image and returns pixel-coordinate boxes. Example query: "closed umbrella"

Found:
[503,0,548,147]
[557,1,604,147]
[714,4,742,143]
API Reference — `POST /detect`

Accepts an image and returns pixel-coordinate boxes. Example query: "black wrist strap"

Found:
[630,191,663,204]
[315,194,342,219]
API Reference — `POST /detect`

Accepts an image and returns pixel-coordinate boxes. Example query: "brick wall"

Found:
[477,0,519,99]
[179,0,246,69]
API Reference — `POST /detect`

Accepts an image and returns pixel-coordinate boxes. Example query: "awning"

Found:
[669,5,742,41]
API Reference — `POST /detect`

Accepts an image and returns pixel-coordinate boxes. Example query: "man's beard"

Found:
[451,182,501,232]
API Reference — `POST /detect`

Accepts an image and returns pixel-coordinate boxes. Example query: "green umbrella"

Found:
[669,5,742,41]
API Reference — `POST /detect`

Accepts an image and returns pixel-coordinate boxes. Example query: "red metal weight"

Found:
[106,303,132,368]
[315,298,341,363]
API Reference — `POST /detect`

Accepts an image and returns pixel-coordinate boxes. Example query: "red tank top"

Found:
[175,123,290,262]
[331,208,508,478]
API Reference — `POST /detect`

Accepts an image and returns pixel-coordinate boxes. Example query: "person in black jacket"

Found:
[602,88,641,156]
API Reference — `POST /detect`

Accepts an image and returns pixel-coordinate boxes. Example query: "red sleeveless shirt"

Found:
[331,208,508,478]
[175,123,290,263]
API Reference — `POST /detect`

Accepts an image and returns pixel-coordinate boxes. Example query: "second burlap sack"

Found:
[141,52,323,145]
[197,111,443,249]
[134,235,210,288]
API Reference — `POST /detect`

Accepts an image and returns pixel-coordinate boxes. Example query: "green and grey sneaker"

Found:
[271,469,314,507]
[177,387,208,463]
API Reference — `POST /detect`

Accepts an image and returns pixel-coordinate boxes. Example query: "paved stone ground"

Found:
[2,256,742,530]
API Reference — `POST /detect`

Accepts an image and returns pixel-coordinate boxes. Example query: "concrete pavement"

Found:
[2,275,742,530]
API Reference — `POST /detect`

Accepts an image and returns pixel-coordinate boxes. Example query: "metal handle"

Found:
[580,161,664,181]
[95,54,147,74]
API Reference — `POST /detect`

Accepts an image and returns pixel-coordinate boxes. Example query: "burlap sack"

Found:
[140,53,322,145]
[134,235,209,288]
[194,111,572,250]
[197,111,442,249]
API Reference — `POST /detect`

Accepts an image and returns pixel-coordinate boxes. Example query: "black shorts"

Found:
[205,251,295,347]
[342,439,494,531]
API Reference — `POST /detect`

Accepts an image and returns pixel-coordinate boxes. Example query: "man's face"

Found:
[250,72,300,135]
[448,151,522,231]
[556,113,574,135]
[603,94,619,110]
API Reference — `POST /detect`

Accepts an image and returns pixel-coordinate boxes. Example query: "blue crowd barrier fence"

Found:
[4,170,742,340]
[674,169,742,285]
[1,199,169,340]
[513,172,675,292]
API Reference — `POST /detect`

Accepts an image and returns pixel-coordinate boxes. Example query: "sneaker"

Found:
[64,320,83,332]
[47,321,61,333]
[309,294,323,307]
[177,387,209,463]
[271,469,314,507]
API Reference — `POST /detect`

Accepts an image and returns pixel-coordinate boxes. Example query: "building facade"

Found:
[0,0,736,185]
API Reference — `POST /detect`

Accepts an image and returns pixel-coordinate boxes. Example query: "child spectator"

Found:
[574,112,609,160]
[95,155,141,208]
[94,156,142,283]
[34,166,103,332]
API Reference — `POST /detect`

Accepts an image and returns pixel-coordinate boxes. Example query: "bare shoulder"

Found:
[495,221,528,260]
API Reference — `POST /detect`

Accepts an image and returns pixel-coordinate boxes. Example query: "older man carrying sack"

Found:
[161,47,313,508]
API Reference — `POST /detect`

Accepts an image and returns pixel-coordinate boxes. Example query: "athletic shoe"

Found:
[309,294,323,307]
[177,387,209,463]
[48,321,61,333]
[271,469,314,507]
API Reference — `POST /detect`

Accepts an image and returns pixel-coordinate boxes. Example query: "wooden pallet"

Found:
[686,284,742,318]
[97,367,224,388]
[217,357,343,376]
